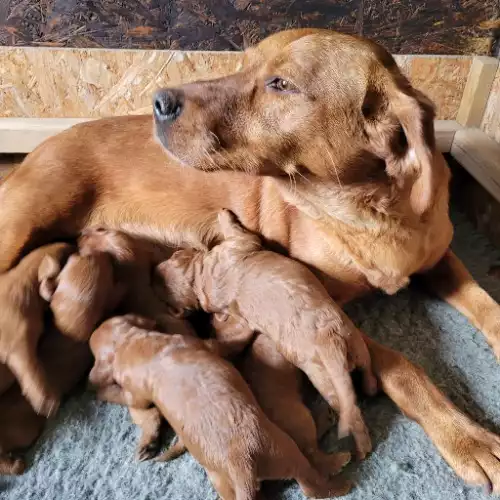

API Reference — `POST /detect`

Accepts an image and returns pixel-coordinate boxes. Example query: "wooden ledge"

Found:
[0,118,462,154]
[450,128,500,202]
[0,118,93,153]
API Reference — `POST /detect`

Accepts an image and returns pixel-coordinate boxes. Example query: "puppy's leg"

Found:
[95,384,150,409]
[129,407,164,461]
[206,468,239,500]
[217,209,262,250]
[421,249,500,359]
[88,361,114,389]
[345,327,378,396]
[38,255,62,301]
[270,397,350,477]
[260,423,351,498]
[311,327,371,458]
[210,313,255,358]
[305,360,371,460]
[154,436,187,463]
[6,335,59,417]
[366,334,500,494]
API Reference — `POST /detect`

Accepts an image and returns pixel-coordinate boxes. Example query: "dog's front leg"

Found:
[421,249,500,359]
[365,334,500,493]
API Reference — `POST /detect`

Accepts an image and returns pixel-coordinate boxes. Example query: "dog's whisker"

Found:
[325,147,343,188]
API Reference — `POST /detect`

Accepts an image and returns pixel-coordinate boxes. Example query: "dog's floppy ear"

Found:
[364,71,437,216]
[389,86,436,215]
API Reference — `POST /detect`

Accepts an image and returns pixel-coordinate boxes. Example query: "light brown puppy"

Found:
[155,209,377,458]
[38,247,118,342]
[76,228,185,333]
[0,242,74,416]
[212,312,351,476]
[1,28,500,491]
[0,327,92,475]
[89,315,351,499]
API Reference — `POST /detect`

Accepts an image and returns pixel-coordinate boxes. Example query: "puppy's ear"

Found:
[38,255,62,301]
[166,305,187,318]
[122,314,157,330]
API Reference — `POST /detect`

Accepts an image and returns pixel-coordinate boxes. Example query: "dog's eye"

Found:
[266,77,298,93]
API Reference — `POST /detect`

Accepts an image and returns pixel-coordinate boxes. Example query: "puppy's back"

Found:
[51,253,116,341]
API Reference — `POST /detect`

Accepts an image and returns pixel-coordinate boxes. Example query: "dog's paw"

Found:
[436,419,500,495]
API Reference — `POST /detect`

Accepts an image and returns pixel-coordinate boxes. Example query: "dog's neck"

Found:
[274,175,413,231]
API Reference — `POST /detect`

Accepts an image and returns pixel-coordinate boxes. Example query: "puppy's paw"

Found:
[313,451,351,477]
[0,455,26,475]
[302,474,352,498]
[31,392,60,418]
[136,441,161,462]
[325,475,353,498]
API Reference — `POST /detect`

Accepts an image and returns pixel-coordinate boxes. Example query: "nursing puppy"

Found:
[0,326,92,475]
[0,242,74,416]
[212,313,351,475]
[76,229,185,333]
[89,315,351,499]
[155,209,376,457]
[38,244,119,342]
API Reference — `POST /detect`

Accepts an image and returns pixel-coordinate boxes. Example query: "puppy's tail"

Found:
[317,325,372,458]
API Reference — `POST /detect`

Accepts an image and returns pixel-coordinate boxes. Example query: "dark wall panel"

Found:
[0,0,498,54]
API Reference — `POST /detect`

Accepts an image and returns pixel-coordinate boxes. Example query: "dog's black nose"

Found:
[153,89,184,122]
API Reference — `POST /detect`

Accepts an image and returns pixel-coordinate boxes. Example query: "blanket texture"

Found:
[1,207,500,500]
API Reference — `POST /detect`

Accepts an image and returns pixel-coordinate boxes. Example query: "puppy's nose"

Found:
[153,89,184,122]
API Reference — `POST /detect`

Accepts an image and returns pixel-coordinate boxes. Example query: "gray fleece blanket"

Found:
[1,207,500,500]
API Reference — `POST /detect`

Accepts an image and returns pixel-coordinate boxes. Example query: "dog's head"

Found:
[154,29,438,216]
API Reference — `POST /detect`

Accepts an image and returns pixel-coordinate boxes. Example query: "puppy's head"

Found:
[154,29,438,216]
[153,249,199,317]
[89,315,156,356]
[78,228,138,263]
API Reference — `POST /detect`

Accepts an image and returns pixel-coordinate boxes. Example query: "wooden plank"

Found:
[451,128,500,202]
[0,47,470,120]
[0,118,92,153]
[0,118,461,154]
[435,120,462,152]
[481,66,500,144]
[456,57,499,128]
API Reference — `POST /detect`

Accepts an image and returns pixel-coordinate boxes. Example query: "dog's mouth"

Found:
[154,120,225,171]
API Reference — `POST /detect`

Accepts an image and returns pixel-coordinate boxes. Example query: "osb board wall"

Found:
[0,0,498,55]
[481,67,500,143]
[0,47,471,119]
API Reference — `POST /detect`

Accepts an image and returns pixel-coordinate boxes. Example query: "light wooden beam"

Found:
[0,118,93,154]
[456,56,499,128]
[451,128,500,202]
[0,118,462,154]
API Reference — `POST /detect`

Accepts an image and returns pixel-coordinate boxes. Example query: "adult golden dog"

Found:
[1,28,500,492]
